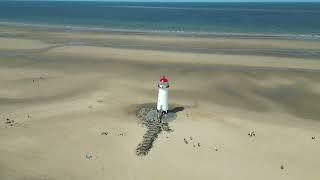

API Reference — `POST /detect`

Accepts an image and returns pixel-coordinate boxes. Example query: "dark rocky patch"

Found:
[135,105,175,156]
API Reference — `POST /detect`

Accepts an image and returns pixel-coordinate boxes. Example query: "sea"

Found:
[0,1,320,39]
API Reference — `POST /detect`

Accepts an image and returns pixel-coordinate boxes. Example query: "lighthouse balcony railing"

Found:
[158,83,169,88]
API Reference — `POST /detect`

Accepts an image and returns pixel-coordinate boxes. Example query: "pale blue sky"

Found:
[13,0,320,2]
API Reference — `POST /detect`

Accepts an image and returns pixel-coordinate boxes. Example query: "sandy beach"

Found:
[1,24,320,180]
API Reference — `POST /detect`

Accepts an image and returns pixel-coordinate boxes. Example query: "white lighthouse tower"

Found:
[157,76,169,114]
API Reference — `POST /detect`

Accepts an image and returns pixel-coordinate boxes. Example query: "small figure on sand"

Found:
[281,165,284,170]
[197,142,200,147]
[184,138,188,144]
[5,118,16,127]
[5,118,11,124]
[312,136,316,140]
[248,131,256,137]
[96,100,104,103]
[190,136,193,140]
[157,106,164,123]
[101,131,108,136]
[85,153,93,160]
[118,132,126,136]
[214,146,218,151]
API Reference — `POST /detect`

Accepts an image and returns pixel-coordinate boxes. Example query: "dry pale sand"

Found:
[0,25,320,180]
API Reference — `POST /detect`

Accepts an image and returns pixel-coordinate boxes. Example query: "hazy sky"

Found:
[90,0,320,1]
[13,0,320,2]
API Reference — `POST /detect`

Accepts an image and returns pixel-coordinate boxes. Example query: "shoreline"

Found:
[1,21,320,41]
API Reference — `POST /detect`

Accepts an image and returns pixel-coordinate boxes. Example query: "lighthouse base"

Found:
[157,109,168,114]
[146,109,176,123]
[156,109,168,122]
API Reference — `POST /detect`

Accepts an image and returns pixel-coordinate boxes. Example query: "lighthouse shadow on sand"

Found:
[169,107,184,114]
[160,106,185,123]
[160,106,184,123]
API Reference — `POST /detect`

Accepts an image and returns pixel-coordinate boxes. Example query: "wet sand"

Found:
[0,25,320,180]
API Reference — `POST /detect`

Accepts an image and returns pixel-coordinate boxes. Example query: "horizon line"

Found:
[3,0,320,3]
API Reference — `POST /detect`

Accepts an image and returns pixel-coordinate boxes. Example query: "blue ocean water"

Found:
[0,1,320,38]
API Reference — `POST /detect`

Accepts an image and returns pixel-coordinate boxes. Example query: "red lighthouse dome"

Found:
[158,76,169,88]
[160,76,168,83]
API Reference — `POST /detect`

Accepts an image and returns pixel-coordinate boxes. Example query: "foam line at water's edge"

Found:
[0,21,320,41]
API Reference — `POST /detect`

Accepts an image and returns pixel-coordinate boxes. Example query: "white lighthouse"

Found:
[157,76,169,114]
